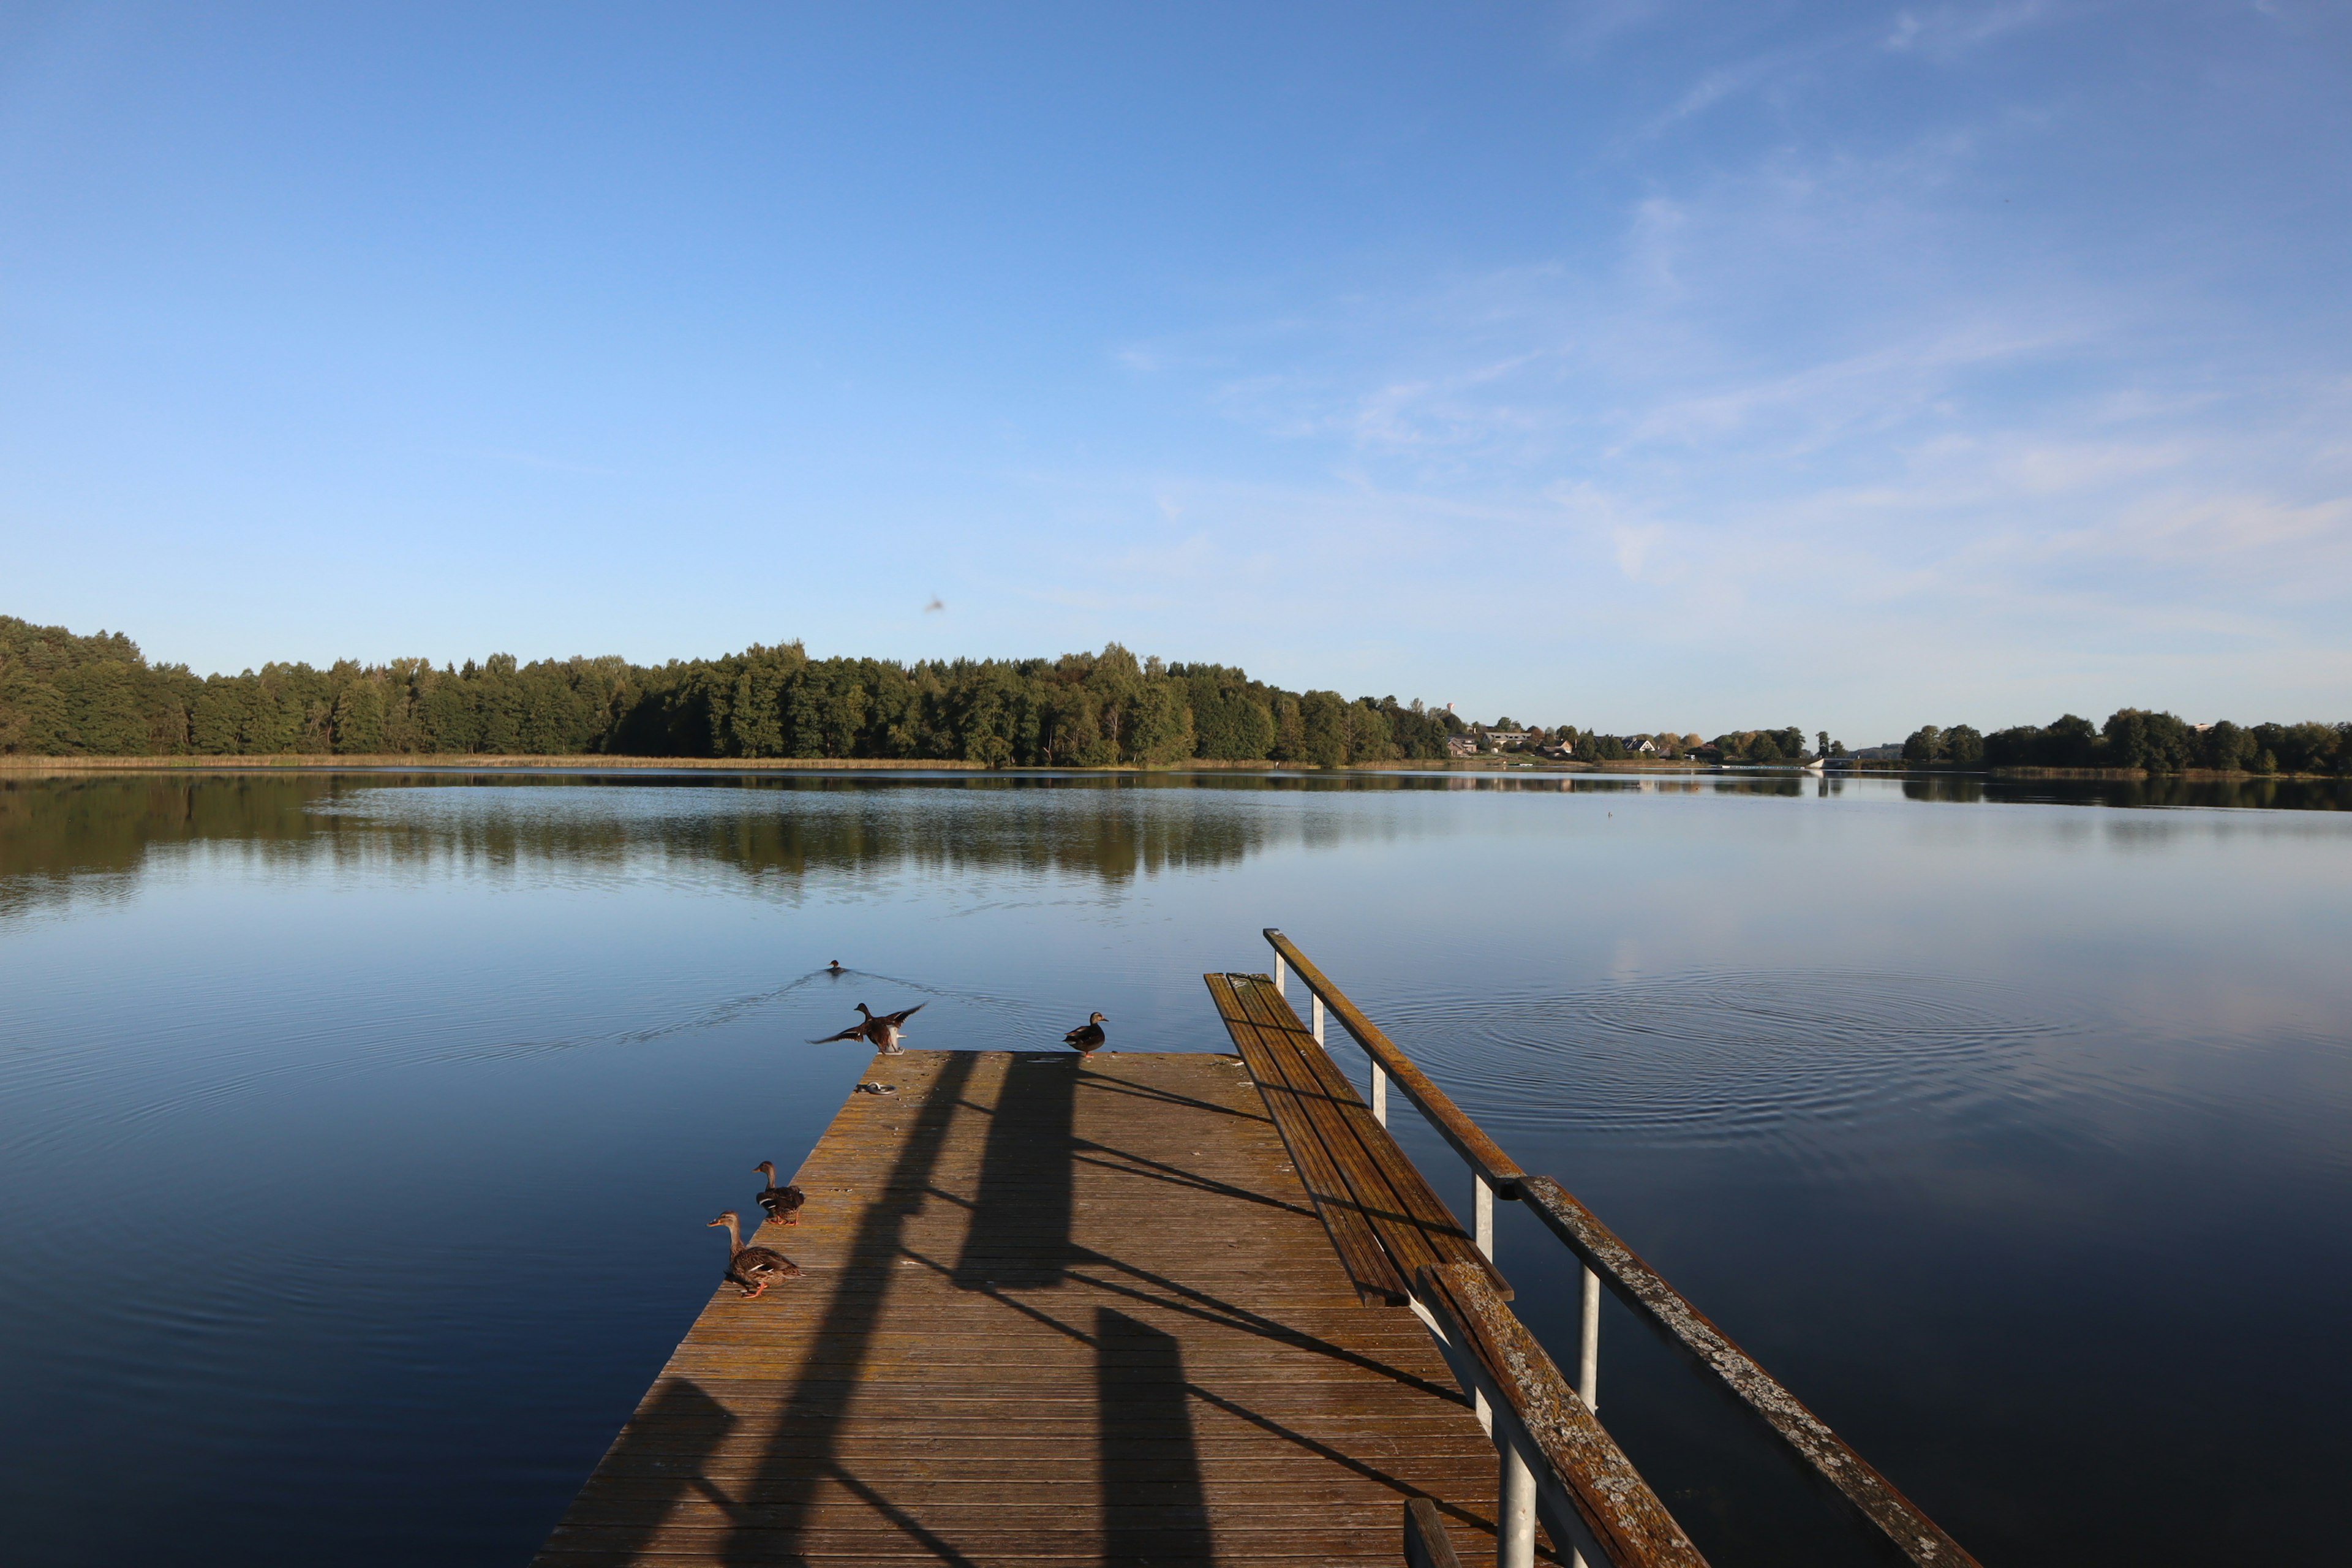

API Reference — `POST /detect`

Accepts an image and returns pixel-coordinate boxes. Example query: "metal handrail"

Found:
[1414,1263,1709,1568]
[1266,932,1981,1568]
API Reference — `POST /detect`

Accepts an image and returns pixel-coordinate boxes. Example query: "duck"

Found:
[809,1001,925,1055]
[1063,1012,1108,1055]
[753,1161,807,1226]
[827,960,843,973]
[708,1210,801,1298]
[859,1002,924,1044]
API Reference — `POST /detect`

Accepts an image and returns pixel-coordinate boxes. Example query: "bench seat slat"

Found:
[1205,973,1509,1305]
[1204,974,1405,1305]
[1261,984,1511,1300]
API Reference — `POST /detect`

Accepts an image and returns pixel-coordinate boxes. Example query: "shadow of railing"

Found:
[952,1054,1076,1289]
[723,1052,981,1567]
[1098,1307,1215,1565]
[549,1376,736,1559]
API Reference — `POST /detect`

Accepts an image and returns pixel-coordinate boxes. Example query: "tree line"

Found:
[1901,710,2351,775]
[0,615,1474,766]
[12,616,2339,774]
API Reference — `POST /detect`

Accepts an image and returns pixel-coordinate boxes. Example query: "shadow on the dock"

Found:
[725,1051,982,1567]
[703,1051,1499,1565]
[1098,1307,1214,1565]
[952,1054,1075,1289]
[571,1377,737,1555]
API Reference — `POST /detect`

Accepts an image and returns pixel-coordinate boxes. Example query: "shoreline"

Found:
[0,753,1613,775]
[2,754,2336,782]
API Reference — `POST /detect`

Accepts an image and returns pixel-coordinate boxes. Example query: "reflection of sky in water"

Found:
[0,772,2348,1565]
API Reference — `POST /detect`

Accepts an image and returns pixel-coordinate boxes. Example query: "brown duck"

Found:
[709,1210,801,1298]
[1063,1012,1107,1055]
[753,1160,807,1226]
[810,1001,925,1055]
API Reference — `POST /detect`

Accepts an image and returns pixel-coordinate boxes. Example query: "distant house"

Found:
[1446,735,1480,758]
[1485,730,1534,749]
[1621,736,1658,755]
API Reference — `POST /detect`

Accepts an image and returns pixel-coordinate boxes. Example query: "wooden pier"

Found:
[535,1047,1510,1564]
[536,937,1980,1567]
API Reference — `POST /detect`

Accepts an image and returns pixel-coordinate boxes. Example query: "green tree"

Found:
[1298,691,1348,767]
[331,666,388,754]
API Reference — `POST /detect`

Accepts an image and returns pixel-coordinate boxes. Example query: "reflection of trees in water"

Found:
[13,767,2342,918]
[1899,774,2350,811]
[2,774,1400,904]
[1,774,342,918]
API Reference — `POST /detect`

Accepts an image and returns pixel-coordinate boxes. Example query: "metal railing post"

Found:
[1580,1265,1601,1411]
[1567,1268,1603,1568]
[1254,933,1983,1568]
[1498,1428,1539,1568]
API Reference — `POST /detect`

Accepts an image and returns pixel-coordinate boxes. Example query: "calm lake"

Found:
[2,769,2348,1566]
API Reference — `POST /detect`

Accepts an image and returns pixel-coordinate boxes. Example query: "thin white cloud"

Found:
[1885,2,2054,58]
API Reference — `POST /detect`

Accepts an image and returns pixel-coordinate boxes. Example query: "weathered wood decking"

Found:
[535,1049,1512,1565]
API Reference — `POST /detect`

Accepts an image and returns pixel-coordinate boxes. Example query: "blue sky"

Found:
[2,2,2346,739]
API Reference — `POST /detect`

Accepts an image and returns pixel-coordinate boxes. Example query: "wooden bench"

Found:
[1205,973,1511,1306]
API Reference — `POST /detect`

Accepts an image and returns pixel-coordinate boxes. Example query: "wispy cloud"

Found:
[1884,2,2054,58]
[1072,26,2351,732]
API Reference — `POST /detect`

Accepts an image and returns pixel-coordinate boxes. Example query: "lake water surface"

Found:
[2,769,2348,1565]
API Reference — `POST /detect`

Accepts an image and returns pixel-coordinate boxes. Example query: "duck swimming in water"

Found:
[753,1161,807,1226]
[1063,1012,1107,1055]
[709,1210,801,1298]
[810,1001,925,1054]
[827,960,843,973]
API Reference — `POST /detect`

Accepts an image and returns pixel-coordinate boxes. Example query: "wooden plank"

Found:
[1516,1175,1982,1568]
[1221,973,1513,1302]
[1406,1495,1468,1568]
[1226,975,1503,1284]
[1283,1035,1512,1300]
[533,1050,1511,1567]
[1205,974,1408,1304]
[1262,929,1523,1189]
[1222,978,1458,1293]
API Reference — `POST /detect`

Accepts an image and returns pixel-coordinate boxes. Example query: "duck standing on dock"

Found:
[709,1210,801,1297]
[1063,1012,1108,1056]
[810,1001,925,1055]
[753,1161,807,1226]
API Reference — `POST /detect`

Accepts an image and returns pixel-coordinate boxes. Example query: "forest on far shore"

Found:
[0,614,1467,767]
[2,615,2345,774]
[1899,712,2350,777]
